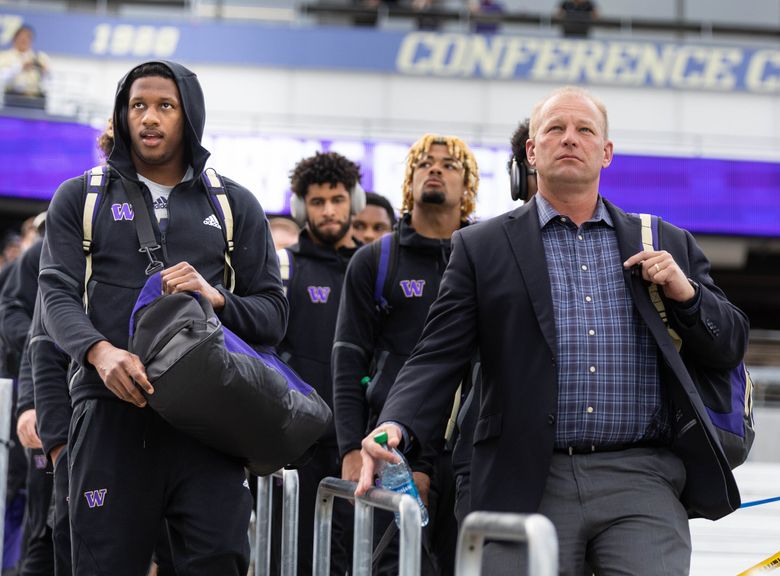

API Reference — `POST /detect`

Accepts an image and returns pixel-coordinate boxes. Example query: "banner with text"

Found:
[0,8,778,94]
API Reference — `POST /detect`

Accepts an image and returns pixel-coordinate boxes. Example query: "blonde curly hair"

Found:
[401,134,479,221]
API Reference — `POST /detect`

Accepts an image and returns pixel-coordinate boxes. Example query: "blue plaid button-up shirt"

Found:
[536,194,671,448]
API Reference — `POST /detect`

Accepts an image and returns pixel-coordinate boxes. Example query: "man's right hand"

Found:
[87,341,154,407]
[356,423,403,497]
[50,444,65,466]
[341,449,363,483]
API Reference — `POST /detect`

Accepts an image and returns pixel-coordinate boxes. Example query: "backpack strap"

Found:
[123,180,164,277]
[201,168,235,293]
[82,166,109,310]
[276,248,292,297]
[371,232,399,314]
[638,213,682,351]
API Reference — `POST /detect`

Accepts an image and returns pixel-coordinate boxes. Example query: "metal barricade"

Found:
[254,468,300,576]
[0,379,13,568]
[313,476,422,576]
[455,511,558,576]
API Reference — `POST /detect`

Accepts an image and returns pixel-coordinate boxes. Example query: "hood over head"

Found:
[108,60,210,179]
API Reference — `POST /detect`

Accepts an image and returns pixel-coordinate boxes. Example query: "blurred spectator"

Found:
[19,215,42,252]
[557,0,598,38]
[351,191,396,244]
[352,0,399,27]
[1,232,22,270]
[0,24,50,110]
[412,0,442,31]
[269,216,301,250]
[469,0,504,34]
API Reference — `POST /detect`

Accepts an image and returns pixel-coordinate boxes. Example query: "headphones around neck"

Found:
[509,157,537,202]
[289,181,367,227]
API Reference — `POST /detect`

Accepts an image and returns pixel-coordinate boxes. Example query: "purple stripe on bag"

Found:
[706,366,747,437]
[129,273,164,337]
[223,328,314,396]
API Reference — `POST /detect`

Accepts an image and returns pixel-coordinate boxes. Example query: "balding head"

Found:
[529,86,609,140]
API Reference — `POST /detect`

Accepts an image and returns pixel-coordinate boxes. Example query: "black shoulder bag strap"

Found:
[123,180,165,276]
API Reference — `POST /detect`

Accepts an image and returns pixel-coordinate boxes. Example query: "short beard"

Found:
[421,190,446,205]
[309,218,351,246]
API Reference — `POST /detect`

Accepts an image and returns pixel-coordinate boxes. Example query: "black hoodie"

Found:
[0,239,41,378]
[28,293,71,458]
[39,61,288,405]
[277,229,359,445]
[332,213,467,466]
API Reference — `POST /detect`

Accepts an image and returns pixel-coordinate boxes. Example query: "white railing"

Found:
[254,469,299,576]
[455,511,558,576]
[0,379,13,568]
[313,476,421,576]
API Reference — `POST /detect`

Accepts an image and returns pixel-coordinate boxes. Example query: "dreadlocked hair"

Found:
[401,134,479,221]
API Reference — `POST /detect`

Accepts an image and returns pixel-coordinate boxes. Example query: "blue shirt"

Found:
[536,194,671,448]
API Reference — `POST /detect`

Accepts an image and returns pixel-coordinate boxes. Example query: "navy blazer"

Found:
[380,196,749,521]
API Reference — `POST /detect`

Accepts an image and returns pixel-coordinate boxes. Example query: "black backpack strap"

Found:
[371,232,399,314]
[123,180,164,277]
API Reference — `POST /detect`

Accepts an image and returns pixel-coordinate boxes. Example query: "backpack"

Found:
[370,232,464,444]
[81,166,236,309]
[638,213,755,469]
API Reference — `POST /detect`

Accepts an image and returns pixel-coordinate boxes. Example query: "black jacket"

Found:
[39,60,287,405]
[380,198,749,520]
[0,239,41,378]
[332,213,466,463]
[28,293,71,458]
[277,230,358,445]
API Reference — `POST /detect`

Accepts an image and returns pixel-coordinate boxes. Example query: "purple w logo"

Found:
[111,203,134,221]
[399,280,426,298]
[84,489,108,509]
[307,286,331,303]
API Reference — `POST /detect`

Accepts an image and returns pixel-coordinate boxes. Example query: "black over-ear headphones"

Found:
[510,157,529,202]
[289,182,367,227]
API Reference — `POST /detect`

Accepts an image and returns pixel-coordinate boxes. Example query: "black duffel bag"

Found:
[128,273,331,475]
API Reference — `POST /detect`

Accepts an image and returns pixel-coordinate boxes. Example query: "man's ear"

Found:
[525,138,536,166]
[602,139,614,168]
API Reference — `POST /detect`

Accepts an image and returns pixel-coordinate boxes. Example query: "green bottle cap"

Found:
[360,376,371,387]
[374,431,389,445]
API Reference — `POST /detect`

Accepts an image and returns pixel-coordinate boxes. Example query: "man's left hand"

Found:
[17,409,42,449]
[161,262,225,310]
[624,250,696,303]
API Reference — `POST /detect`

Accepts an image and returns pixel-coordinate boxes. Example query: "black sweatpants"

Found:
[52,448,174,576]
[68,399,252,576]
[19,449,53,576]
[51,448,71,576]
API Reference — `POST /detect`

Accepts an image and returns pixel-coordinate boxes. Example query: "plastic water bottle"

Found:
[374,431,429,527]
